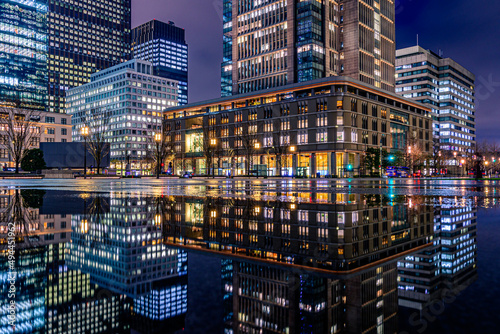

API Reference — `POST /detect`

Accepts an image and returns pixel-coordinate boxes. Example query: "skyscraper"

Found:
[395,46,476,158]
[47,0,131,113]
[221,0,395,97]
[0,0,48,111]
[132,20,188,105]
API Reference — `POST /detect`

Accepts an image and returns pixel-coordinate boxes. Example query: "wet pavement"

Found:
[0,179,498,333]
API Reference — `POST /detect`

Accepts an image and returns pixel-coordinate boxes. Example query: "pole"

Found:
[156,141,160,179]
[84,137,87,179]
[379,142,383,178]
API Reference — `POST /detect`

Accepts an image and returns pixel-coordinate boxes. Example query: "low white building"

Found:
[66,59,178,174]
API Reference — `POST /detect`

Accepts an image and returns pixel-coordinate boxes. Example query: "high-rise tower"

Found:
[221,0,395,96]
[132,19,188,105]
[47,0,131,113]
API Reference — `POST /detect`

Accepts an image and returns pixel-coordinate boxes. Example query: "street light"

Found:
[155,133,162,179]
[453,151,458,176]
[80,126,90,179]
[408,146,412,176]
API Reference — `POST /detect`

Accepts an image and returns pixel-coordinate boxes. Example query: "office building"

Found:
[0,111,72,169]
[0,0,48,111]
[132,20,188,105]
[47,0,132,113]
[395,46,476,160]
[66,59,178,174]
[221,0,395,96]
[164,76,432,177]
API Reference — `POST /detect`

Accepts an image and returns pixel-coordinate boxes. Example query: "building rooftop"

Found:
[164,75,431,114]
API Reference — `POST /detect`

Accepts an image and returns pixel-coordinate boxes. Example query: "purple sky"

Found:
[132,0,500,142]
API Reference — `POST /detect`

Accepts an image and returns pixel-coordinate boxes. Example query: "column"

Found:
[292,154,298,177]
[311,153,317,178]
[331,152,337,177]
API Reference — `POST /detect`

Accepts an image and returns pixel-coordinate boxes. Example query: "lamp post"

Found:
[453,151,458,176]
[210,138,217,177]
[155,133,162,179]
[379,139,383,178]
[460,159,465,177]
[254,142,260,177]
[408,146,412,177]
[80,126,89,179]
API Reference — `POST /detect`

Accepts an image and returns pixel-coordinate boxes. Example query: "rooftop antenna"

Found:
[416,34,419,46]
[439,49,443,57]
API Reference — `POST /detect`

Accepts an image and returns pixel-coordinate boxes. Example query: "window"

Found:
[298,102,308,114]
[372,105,378,117]
[264,136,273,147]
[45,116,55,123]
[337,130,344,142]
[361,102,368,115]
[298,116,308,129]
[61,118,67,125]
[280,135,290,146]
[281,119,290,131]
[235,112,243,122]
[281,105,290,116]
[336,115,343,126]
[61,128,67,135]
[264,121,273,132]
[317,114,328,127]
[249,110,257,121]
[46,128,55,135]
[317,129,328,142]
[351,130,358,142]
[317,100,327,111]
[298,130,308,145]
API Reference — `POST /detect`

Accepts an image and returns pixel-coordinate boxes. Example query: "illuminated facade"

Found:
[398,204,477,310]
[395,46,476,158]
[223,261,398,334]
[163,194,433,271]
[221,0,395,97]
[132,20,188,105]
[0,110,72,169]
[162,194,432,334]
[67,194,186,299]
[0,0,48,111]
[47,0,132,113]
[66,59,178,173]
[165,76,432,177]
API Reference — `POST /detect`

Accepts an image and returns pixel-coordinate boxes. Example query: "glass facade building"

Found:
[47,0,131,113]
[221,0,396,96]
[132,20,188,105]
[396,46,476,158]
[0,0,48,111]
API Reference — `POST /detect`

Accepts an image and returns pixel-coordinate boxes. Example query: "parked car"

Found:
[181,171,193,178]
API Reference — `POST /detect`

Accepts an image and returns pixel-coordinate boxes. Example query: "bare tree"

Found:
[0,106,41,173]
[236,122,258,176]
[272,117,291,177]
[202,119,217,177]
[82,107,111,175]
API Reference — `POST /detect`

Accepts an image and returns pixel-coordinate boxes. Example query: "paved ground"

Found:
[0,177,499,199]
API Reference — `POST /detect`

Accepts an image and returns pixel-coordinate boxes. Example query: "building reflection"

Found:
[163,193,433,271]
[0,191,188,334]
[0,189,480,334]
[161,193,477,334]
[66,193,188,333]
[397,199,477,311]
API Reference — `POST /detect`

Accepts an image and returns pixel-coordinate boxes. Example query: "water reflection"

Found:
[0,189,480,333]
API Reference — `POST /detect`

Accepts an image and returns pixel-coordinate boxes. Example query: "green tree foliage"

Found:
[20,148,47,172]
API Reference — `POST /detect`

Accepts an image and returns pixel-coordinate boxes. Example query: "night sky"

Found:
[132,0,500,142]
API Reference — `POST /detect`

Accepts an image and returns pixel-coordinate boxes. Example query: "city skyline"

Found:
[131,0,500,142]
